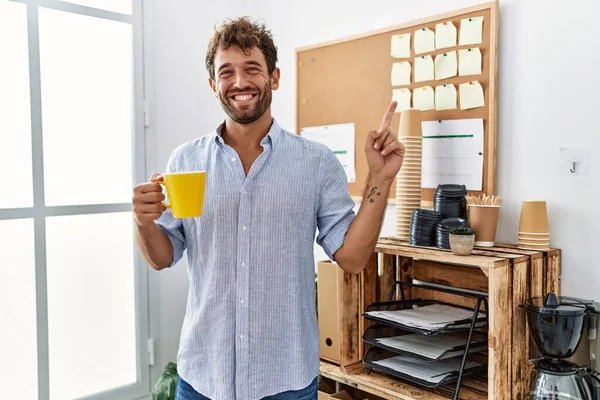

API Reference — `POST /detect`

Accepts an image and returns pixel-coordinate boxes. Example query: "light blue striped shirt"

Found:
[155,118,356,400]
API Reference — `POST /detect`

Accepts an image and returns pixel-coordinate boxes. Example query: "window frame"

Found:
[3,1,154,399]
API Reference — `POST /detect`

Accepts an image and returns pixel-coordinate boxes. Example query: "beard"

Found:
[218,82,272,124]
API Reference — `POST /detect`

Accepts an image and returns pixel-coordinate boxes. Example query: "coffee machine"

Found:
[522,292,600,399]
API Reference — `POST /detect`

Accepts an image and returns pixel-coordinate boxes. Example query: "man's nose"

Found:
[233,71,250,89]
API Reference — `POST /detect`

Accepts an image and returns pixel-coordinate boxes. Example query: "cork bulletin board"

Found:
[296,1,499,203]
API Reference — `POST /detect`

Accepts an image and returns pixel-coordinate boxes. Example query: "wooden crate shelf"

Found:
[319,237,561,400]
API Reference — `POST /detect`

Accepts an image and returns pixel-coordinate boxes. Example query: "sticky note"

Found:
[392,88,412,112]
[434,51,457,80]
[391,61,411,86]
[414,55,434,82]
[414,27,435,54]
[459,81,485,109]
[435,84,457,110]
[390,33,411,58]
[459,48,482,76]
[435,21,457,49]
[413,86,435,111]
[459,16,483,45]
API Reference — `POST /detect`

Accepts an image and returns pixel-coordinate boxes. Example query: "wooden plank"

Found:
[511,258,529,400]
[545,249,561,296]
[379,253,396,302]
[319,361,487,400]
[413,260,488,292]
[487,263,512,400]
[376,241,508,269]
[399,256,413,301]
[339,267,361,373]
[360,252,379,359]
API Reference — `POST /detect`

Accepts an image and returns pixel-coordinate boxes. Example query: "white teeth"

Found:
[233,94,254,101]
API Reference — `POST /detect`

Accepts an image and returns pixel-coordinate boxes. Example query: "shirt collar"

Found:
[214,118,282,149]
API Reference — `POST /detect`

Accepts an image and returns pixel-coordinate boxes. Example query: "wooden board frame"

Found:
[296,1,499,202]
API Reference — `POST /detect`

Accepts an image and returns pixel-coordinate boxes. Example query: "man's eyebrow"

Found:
[217,62,232,73]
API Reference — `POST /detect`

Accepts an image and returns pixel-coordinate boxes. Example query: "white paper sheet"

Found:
[459,16,483,45]
[365,304,484,331]
[414,55,434,82]
[421,118,484,190]
[391,61,411,86]
[435,21,457,49]
[392,88,412,112]
[373,354,480,384]
[434,51,457,80]
[458,48,482,76]
[390,33,411,58]
[435,84,457,110]
[414,27,435,54]
[300,123,356,183]
[459,81,485,110]
[375,333,487,360]
[413,86,435,111]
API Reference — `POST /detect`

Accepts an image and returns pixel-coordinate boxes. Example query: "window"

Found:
[0,1,150,399]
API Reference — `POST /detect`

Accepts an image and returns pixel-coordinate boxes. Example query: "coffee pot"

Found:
[522,292,600,399]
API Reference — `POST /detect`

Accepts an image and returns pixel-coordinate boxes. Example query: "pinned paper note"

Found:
[392,88,412,112]
[459,81,485,109]
[435,84,457,110]
[413,86,435,111]
[391,33,411,58]
[414,55,434,82]
[414,27,435,54]
[459,48,482,76]
[434,51,457,80]
[459,16,483,45]
[391,61,411,86]
[435,21,456,49]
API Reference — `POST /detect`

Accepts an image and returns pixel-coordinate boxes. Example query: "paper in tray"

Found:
[365,303,485,332]
[372,354,481,384]
[374,332,487,360]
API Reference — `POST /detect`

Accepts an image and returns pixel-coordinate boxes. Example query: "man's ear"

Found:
[208,77,218,97]
[270,67,280,90]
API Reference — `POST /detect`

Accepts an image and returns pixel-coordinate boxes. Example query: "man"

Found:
[132,17,405,400]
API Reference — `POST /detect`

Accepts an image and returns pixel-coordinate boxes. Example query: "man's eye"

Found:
[220,71,233,76]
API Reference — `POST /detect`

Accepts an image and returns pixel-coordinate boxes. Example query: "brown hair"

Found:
[205,17,278,80]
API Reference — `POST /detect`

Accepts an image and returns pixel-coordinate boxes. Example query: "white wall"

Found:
[148,0,600,369]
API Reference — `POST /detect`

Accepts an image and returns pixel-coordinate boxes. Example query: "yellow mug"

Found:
[158,171,207,218]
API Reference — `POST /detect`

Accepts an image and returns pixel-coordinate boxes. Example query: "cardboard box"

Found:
[317,260,361,367]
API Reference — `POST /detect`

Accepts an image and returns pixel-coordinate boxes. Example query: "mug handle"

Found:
[156,181,171,209]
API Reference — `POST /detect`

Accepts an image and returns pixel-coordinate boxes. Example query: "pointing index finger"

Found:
[379,101,397,131]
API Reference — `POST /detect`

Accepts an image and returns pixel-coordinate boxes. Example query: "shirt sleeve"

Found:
[154,148,187,267]
[315,148,356,260]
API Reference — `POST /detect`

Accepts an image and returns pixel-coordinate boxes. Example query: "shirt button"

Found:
[242,226,247,231]
[240,334,245,340]
[231,157,235,162]
[241,262,246,267]
[242,190,247,195]
[240,299,245,305]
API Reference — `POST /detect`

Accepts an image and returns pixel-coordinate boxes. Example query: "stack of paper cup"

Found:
[395,108,423,240]
[517,200,550,250]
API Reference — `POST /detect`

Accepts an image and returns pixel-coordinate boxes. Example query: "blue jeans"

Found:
[175,376,318,400]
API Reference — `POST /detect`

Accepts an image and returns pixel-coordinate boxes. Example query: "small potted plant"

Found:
[449,226,476,256]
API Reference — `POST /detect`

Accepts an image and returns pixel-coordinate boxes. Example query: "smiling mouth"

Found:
[230,93,258,103]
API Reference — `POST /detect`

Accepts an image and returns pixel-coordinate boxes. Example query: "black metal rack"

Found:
[361,281,489,400]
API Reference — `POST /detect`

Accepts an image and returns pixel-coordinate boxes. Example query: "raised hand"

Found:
[364,101,405,181]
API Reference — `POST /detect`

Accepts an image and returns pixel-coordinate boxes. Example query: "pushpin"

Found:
[469,18,472,22]
[468,48,472,51]
[444,53,447,56]
[443,84,446,87]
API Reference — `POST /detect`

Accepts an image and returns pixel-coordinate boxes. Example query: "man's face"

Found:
[209,46,280,124]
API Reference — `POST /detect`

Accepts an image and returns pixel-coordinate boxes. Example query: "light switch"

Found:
[560,147,590,175]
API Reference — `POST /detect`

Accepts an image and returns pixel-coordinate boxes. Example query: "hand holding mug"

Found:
[133,173,166,227]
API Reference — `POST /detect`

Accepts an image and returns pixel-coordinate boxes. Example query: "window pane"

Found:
[0,1,33,209]
[0,219,38,400]
[59,0,132,15]
[46,212,137,400]
[39,8,134,206]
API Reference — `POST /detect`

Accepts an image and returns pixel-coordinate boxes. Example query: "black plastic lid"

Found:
[533,358,580,374]
[525,292,588,316]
